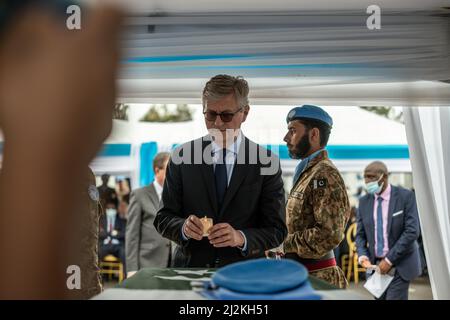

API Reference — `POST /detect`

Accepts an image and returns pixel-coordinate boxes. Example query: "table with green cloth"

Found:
[120,268,335,291]
[92,267,366,300]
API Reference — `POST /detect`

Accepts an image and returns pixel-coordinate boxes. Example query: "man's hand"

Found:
[208,223,244,248]
[360,257,374,269]
[378,259,392,275]
[127,271,137,278]
[183,215,203,241]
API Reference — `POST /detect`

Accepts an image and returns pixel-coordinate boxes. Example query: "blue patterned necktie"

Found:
[376,196,384,257]
[215,148,228,209]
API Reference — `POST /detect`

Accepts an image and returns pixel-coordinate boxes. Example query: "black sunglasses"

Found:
[203,107,243,123]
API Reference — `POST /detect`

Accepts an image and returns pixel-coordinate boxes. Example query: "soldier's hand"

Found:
[208,223,244,248]
[183,215,203,241]
[361,258,373,269]
[127,271,137,278]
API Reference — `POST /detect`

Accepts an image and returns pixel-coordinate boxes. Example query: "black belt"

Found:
[284,250,335,264]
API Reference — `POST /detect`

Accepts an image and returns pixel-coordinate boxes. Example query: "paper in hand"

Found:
[364,268,395,298]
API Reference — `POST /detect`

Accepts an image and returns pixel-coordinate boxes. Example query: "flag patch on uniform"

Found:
[290,191,304,199]
[313,178,327,189]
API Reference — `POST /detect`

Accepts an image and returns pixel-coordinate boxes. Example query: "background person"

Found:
[356,161,422,300]
[126,152,172,277]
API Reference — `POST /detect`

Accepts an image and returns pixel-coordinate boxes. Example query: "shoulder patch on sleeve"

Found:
[312,178,327,189]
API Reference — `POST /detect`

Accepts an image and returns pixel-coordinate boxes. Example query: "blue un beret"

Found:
[286,105,333,127]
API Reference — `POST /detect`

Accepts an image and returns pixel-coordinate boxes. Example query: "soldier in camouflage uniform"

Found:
[282,105,350,288]
[69,168,103,299]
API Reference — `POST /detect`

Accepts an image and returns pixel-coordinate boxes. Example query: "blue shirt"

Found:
[292,149,324,186]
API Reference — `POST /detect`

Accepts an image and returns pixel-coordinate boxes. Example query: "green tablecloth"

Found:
[119,268,336,291]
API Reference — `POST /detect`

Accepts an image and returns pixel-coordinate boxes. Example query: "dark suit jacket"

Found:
[154,135,287,268]
[356,185,422,281]
[99,215,126,245]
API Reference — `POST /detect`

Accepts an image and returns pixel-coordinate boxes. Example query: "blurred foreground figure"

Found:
[67,168,103,299]
[0,2,123,299]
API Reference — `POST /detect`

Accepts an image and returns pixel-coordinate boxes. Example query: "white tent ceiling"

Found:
[89,0,450,105]
[117,80,450,106]
[85,1,449,13]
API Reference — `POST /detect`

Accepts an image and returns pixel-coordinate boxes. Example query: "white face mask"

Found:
[365,174,384,195]
[106,208,117,218]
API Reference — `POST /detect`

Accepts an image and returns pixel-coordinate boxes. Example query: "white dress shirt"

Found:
[210,131,242,186]
[153,180,163,201]
[182,131,247,251]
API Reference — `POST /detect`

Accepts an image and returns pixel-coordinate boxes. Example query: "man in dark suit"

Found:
[99,198,127,272]
[356,161,422,300]
[154,74,287,268]
[126,152,172,277]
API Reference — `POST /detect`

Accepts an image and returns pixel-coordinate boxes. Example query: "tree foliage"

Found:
[140,104,193,122]
[359,106,404,123]
[113,103,129,121]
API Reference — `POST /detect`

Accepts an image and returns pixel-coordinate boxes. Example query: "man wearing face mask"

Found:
[99,198,127,274]
[355,161,421,300]
[282,105,350,288]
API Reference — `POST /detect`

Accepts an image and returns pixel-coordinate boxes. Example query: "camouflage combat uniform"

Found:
[71,168,103,299]
[284,150,350,288]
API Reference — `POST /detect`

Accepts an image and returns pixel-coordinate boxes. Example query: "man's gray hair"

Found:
[202,74,249,110]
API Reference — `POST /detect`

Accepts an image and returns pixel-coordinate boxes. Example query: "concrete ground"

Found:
[347,275,433,300]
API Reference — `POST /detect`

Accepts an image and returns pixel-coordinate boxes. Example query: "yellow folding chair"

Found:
[342,223,366,284]
[99,254,124,283]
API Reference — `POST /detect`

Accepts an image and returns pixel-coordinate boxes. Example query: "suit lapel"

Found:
[218,137,249,219]
[387,185,398,235]
[200,139,219,216]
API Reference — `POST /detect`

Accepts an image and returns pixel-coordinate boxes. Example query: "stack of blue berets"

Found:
[201,258,322,300]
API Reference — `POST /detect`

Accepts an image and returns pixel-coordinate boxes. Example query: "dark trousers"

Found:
[99,243,126,274]
[374,270,410,300]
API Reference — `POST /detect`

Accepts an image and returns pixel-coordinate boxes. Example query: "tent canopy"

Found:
[96,0,450,105]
